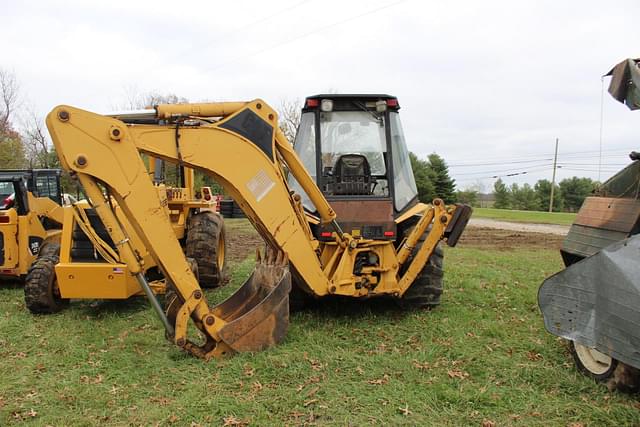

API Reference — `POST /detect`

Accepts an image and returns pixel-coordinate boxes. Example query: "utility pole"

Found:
[549,138,559,213]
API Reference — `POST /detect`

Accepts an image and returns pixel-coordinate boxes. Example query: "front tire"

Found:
[185,211,226,288]
[24,250,68,314]
[399,238,445,310]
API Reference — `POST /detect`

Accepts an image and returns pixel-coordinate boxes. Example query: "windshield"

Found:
[319,111,386,175]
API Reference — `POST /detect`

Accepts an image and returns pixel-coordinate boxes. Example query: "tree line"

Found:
[409,150,599,213]
[493,176,597,212]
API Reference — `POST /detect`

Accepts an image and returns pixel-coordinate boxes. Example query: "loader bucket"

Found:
[213,249,291,352]
[538,234,640,370]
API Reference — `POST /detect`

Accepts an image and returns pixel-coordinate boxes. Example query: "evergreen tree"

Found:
[427,153,456,203]
[409,152,436,203]
[534,179,563,212]
[493,178,511,209]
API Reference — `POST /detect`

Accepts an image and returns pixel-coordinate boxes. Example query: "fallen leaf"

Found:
[526,351,543,361]
[251,381,263,393]
[481,419,496,427]
[398,404,412,416]
[412,360,430,371]
[243,364,255,377]
[27,408,37,418]
[168,414,180,424]
[222,415,249,426]
[367,374,390,385]
[447,369,470,380]
[355,366,365,375]
[150,396,172,406]
[296,375,323,392]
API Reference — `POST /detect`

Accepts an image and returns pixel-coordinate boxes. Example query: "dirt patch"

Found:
[468,218,569,235]
[223,220,564,262]
[458,227,564,250]
[226,226,264,263]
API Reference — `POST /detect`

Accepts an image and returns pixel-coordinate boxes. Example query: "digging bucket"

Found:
[212,248,291,352]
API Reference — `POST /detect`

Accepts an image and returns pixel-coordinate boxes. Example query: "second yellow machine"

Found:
[45,95,471,359]
[24,164,226,313]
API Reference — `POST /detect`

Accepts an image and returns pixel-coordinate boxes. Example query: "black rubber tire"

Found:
[24,250,69,314]
[398,237,445,310]
[185,211,226,288]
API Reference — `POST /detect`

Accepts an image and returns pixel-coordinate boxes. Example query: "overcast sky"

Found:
[3,0,640,191]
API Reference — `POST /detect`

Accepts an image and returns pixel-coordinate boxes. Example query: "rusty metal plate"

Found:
[574,197,640,233]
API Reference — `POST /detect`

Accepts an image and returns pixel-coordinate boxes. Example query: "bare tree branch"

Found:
[21,109,51,168]
[0,69,19,133]
[278,98,302,145]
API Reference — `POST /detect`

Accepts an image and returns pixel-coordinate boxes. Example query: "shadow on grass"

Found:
[296,295,419,322]
[72,296,152,317]
[0,279,25,290]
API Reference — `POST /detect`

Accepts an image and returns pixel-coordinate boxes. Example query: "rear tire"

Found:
[398,236,444,310]
[24,249,68,314]
[185,211,226,288]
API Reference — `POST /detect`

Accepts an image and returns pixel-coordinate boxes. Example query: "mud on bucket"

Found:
[212,248,291,352]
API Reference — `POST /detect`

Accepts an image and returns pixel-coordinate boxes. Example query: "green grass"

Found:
[473,208,577,226]
[0,248,637,426]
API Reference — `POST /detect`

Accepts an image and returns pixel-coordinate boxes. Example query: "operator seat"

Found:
[332,154,375,195]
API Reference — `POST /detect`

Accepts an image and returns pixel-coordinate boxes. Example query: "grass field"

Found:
[0,226,638,425]
[473,208,577,226]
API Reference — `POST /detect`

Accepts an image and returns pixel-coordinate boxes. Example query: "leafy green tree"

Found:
[534,179,563,212]
[455,189,479,206]
[559,177,596,212]
[511,183,538,210]
[427,153,456,203]
[409,152,436,203]
[493,178,511,209]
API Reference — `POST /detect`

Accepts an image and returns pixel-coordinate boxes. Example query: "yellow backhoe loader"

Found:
[24,162,226,313]
[45,95,471,359]
[0,169,64,280]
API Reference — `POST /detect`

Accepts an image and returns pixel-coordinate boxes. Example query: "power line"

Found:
[199,0,408,73]
[446,147,635,165]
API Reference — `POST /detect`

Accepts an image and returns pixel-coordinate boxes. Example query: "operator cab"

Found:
[289,94,419,240]
[0,169,62,224]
